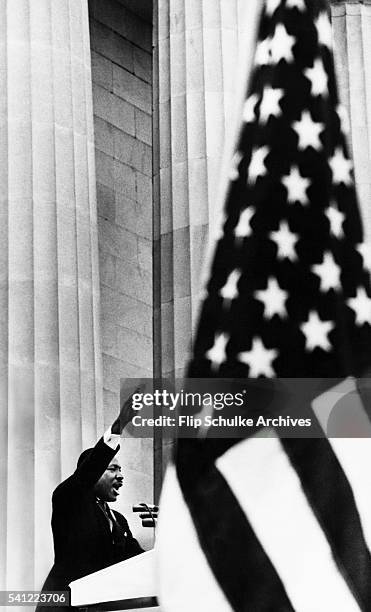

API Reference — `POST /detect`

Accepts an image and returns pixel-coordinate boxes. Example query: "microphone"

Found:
[133,504,159,513]
[133,503,158,527]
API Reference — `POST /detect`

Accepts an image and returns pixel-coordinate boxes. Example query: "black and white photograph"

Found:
[1,0,371,611]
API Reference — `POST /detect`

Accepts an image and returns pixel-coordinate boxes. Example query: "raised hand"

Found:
[111,385,144,434]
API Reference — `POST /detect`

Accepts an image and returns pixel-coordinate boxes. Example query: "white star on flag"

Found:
[259,87,284,123]
[255,38,272,66]
[265,0,281,16]
[347,288,371,326]
[229,151,243,181]
[282,165,310,205]
[357,243,371,271]
[270,221,299,261]
[325,205,345,238]
[300,311,334,352]
[235,207,255,239]
[254,278,288,319]
[243,94,259,123]
[247,146,269,184]
[304,58,328,97]
[220,270,242,301]
[293,111,324,151]
[337,104,350,135]
[237,337,278,377]
[286,0,306,11]
[329,148,353,186]
[270,24,296,64]
[311,252,341,292]
[316,12,333,49]
[206,333,229,369]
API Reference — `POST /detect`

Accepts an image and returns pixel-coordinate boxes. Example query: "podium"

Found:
[69,550,159,610]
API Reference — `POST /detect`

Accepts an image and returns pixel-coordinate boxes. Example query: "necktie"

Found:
[96,499,125,547]
[96,499,114,531]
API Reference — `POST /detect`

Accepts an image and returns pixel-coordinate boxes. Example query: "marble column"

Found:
[154,0,251,380]
[331,0,371,239]
[0,0,102,590]
[153,0,259,494]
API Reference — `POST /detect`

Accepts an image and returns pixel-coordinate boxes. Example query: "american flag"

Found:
[158,0,371,610]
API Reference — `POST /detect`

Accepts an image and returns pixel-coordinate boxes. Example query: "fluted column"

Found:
[155,0,250,378]
[0,0,102,590]
[331,0,371,239]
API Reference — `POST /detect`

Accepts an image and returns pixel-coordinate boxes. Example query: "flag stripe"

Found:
[216,434,361,612]
[326,439,371,559]
[176,439,295,612]
[158,466,233,612]
[312,380,371,566]
[281,435,371,610]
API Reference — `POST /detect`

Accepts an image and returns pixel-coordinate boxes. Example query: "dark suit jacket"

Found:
[40,437,143,601]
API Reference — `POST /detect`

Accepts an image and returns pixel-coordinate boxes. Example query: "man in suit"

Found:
[37,390,143,610]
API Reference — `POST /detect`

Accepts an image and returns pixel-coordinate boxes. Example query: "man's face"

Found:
[94,457,123,502]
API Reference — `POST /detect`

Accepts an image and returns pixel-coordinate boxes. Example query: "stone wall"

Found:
[88,0,154,547]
